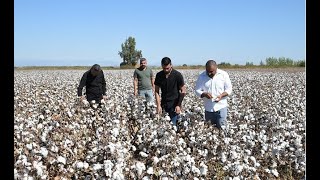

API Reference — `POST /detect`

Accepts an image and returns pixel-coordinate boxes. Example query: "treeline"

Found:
[209,57,305,68]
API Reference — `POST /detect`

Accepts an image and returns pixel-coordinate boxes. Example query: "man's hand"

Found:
[79,95,85,101]
[156,106,162,114]
[103,95,107,100]
[175,106,181,114]
[214,95,222,102]
[201,92,213,99]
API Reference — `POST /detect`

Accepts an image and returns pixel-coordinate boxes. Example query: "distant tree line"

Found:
[216,57,305,68]
[118,36,305,68]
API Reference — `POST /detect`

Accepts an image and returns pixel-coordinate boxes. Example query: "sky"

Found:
[14,0,306,67]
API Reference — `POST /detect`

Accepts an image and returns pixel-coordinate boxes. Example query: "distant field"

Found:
[14,69,305,179]
[14,66,305,72]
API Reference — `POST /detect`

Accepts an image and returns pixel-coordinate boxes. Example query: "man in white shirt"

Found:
[195,60,232,130]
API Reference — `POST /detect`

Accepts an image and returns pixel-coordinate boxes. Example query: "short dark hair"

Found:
[90,64,101,76]
[91,64,101,71]
[161,57,171,66]
[140,58,147,63]
[206,60,217,67]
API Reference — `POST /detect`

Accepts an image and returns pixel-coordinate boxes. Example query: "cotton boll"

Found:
[135,161,146,176]
[26,143,33,150]
[191,165,200,175]
[271,169,279,177]
[76,161,84,169]
[57,156,66,165]
[147,167,153,174]
[199,162,208,176]
[93,163,103,170]
[140,151,148,158]
[83,162,89,169]
[40,147,48,158]
[67,111,72,118]
[153,156,159,165]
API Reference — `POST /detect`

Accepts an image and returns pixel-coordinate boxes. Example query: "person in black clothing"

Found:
[77,64,107,105]
[154,57,186,127]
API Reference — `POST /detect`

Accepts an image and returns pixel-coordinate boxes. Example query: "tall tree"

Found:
[118,36,142,66]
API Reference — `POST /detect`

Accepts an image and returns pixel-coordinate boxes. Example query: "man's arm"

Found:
[77,72,87,96]
[195,74,212,99]
[215,73,232,101]
[177,84,186,107]
[134,77,138,96]
[101,72,106,95]
[133,70,138,96]
[155,85,162,114]
[150,69,155,93]
[151,77,155,93]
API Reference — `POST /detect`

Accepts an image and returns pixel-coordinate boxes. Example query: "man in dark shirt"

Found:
[154,57,186,127]
[77,64,107,104]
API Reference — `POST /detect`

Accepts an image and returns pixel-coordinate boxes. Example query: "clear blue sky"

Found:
[14,0,305,67]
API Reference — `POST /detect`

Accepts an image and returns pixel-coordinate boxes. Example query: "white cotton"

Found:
[131,145,137,151]
[92,147,98,153]
[67,111,72,118]
[264,168,271,173]
[104,160,114,177]
[294,135,302,147]
[191,165,200,175]
[57,156,66,165]
[200,162,208,176]
[50,145,59,153]
[234,164,243,175]
[108,143,116,154]
[147,167,154,174]
[271,169,279,177]
[231,151,239,160]
[40,147,48,157]
[83,162,89,169]
[142,176,150,180]
[173,126,177,132]
[14,168,19,179]
[233,177,241,180]
[140,151,148,158]
[74,161,83,168]
[112,128,119,137]
[93,163,103,170]
[153,156,159,164]
[26,143,32,150]
[249,156,256,164]
[82,99,89,105]
[37,123,43,129]
[135,161,146,176]
[112,171,124,180]
[221,153,227,163]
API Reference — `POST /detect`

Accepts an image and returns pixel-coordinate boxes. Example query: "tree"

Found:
[259,60,265,66]
[118,36,142,66]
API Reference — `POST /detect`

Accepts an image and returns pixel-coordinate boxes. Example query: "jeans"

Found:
[138,89,154,102]
[205,107,228,129]
[164,106,179,126]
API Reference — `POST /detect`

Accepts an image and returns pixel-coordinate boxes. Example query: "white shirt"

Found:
[195,68,232,112]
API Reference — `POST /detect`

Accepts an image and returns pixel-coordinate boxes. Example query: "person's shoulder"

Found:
[156,70,163,74]
[197,70,206,76]
[172,69,182,74]
[217,68,228,74]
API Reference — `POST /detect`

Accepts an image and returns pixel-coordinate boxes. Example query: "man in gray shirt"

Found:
[133,58,155,102]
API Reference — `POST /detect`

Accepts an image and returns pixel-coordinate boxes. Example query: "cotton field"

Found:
[14,68,305,180]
